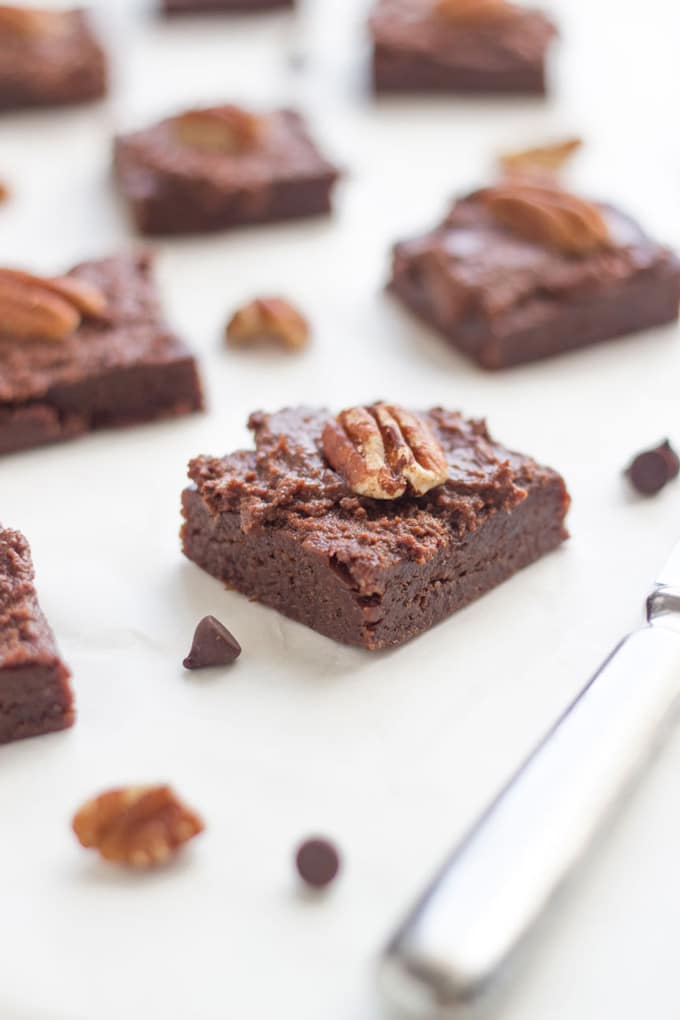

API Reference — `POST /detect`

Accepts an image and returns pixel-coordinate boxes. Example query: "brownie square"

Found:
[0,6,107,112]
[0,252,204,456]
[162,0,293,12]
[389,194,680,369]
[0,526,74,745]
[114,107,340,236]
[369,0,556,96]
[181,406,570,650]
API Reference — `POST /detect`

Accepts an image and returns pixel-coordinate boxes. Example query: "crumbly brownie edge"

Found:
[0,663,75,745]
[181,472,569,650]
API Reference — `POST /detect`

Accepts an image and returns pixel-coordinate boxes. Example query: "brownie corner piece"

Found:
[181,404,570,650]
[389,191,680,370]
[113,105,340,236]
[0,526,74,745]
[0,6,108,112]
[0,250,204,456]
[369,0,557,96]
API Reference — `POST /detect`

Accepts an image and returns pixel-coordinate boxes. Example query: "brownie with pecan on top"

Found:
[389,166,680,369]
[369,0,557,96]
[0,525,74,745]
[0,252,203,456]
[0,4,107,112]
[114,105,340,236]
[181,404,569,650]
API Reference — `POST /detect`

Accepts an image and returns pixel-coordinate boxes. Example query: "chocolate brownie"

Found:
[369,0,556,96]
[0,5,107,112]
[181,405,570,650]
[389,191,680,369]
[162,0,293,12]
[114,106,340,236]
[0,526,74,745]
[0,252,204,456]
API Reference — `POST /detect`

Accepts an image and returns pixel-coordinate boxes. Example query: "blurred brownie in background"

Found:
[0,5,107,111]
[162,0,293,10]
[114,105,340,236]
[0,253,203,455]
[369,0,556,96]
[389,174,680,369]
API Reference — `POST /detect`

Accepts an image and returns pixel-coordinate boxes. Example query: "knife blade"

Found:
[380,539,680,1014]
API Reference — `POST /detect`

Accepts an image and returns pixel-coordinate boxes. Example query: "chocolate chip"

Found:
[295,837,341,890]
[183,616,241,670]
[626,440,680,496]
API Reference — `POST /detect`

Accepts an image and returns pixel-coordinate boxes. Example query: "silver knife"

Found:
[380,539,680,1014]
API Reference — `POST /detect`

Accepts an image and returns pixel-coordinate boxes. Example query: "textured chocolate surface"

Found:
[0,527,74,745]
[163,0,293,11]
[0,252,204,455]
[390,194,680,369]
[0,8,107,111]
[370,0,556,94]
[114,109,339,236]
[181,406,570,649]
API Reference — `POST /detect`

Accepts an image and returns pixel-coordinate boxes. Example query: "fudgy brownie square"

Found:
[0,252,204,456]
[162,0,293,12]
[181,404,570,650]
[0,526,74,745]
[0,5,107,112]
[389,183,680,369]
[369,0,556,96]
[114,106,340,236]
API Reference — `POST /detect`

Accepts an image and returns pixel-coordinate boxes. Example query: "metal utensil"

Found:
[380,539,680,1014]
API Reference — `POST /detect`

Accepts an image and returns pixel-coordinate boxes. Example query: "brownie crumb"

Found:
[626,440,680,496]
[183,615,241,669]
[295,837,341,890]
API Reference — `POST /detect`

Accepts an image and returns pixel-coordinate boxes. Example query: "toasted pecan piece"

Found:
[72,785,204,868]
[322,403,449,500]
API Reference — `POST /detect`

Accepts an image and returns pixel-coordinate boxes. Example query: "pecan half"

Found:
[434,0,519,25]
[480,181,610,255]
[499,137,583,179]
[0,268,108,342]
[226,297,310,351]
[72,785,204,868]
[0,179,8,204]
[0,5,68,37]
[322,404,449,500]
[173,106,263,154]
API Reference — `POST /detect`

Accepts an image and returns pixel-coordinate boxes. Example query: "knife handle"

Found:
[381,624,680,1013]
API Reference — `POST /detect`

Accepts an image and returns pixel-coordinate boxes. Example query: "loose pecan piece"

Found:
[72,785,204,868]
[0,179,8,204]
[498,137,583,179]
[480,181,610,255]
[226,297,310,351]
[322,403,449,500]
[434,0,519,25]
[173,105,263,154]
[0,268,108,342]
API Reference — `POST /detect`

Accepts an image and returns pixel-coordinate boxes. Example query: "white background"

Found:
[1,1,680,1017]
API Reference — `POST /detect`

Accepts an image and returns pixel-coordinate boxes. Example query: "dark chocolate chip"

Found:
[626,440,680,496]
[183,616,241,670]
[295,837,341,890]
